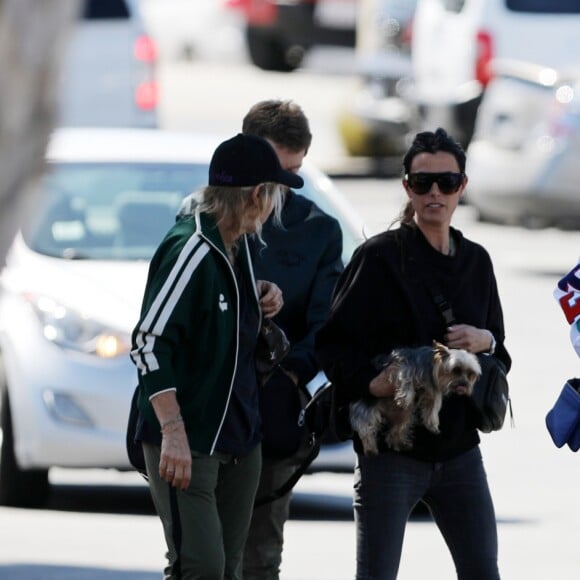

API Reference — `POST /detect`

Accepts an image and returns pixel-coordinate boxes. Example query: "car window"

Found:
[506,0,580,12]
[82,0,130,20]
[24,163,205,260]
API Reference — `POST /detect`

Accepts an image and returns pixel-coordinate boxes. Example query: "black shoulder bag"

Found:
[255,317,291,384]
[424,279,513,433]
[254,381,335,507]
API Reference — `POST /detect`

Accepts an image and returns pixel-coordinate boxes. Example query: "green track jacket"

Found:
[130,208,261,454]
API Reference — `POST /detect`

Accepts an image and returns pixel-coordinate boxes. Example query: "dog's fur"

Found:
[350,341,481,454]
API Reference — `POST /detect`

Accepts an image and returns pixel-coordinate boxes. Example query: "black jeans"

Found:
[354,446,500,580]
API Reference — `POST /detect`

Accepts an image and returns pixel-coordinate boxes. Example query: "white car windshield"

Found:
[23,162,205,260]
[22,162,363,262]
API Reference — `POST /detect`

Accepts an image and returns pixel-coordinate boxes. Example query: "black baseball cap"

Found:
[209,133,304,189]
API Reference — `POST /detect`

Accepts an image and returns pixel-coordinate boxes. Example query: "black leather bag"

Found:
[255,318,290,383]
[418,265,512,434]
[255,381,333,507]
[471,354,511,433]
[260,367,309,460]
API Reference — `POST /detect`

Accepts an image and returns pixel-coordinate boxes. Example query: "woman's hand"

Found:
[151,391,192,490]
[369,367,396,398]
[444,324,494,354]
[159,421,191,490]
[257,279,283,318]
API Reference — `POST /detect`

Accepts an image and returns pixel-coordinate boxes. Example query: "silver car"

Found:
[0,127,363,507]
[466,60,580,229]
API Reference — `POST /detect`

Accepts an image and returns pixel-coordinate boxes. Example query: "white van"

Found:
[411,0,580,146]
[58,0,157,128]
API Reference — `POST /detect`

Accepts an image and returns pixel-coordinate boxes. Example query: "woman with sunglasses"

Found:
[316,128,511,579]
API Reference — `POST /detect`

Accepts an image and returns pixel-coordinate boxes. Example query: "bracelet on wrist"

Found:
[160,415,183,432]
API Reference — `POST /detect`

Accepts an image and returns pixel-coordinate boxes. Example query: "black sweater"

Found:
[316,223,511,461]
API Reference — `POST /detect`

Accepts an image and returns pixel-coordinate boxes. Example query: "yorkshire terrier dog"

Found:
[350,341,481,454]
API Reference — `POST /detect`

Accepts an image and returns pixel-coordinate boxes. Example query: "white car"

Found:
[411,0,580,148]
[0,128,363,507]
[58,0,157,128]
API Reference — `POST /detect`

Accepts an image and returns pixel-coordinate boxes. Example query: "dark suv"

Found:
[228,0,356,72]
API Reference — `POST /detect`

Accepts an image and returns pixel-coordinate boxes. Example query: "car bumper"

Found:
[1,323,134,470]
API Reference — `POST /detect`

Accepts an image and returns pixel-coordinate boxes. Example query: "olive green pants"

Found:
[143,443,262,580]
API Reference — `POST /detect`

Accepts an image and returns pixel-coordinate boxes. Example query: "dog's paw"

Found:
[423,411,441,433]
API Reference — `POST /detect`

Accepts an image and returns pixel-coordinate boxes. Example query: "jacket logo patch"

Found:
[218,294,228,312]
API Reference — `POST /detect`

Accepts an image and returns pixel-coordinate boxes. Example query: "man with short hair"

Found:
[242,100,344,580]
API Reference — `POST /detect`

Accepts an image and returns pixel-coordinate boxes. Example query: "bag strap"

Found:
[253,441,321,507]
[430,288,457,326]
[416,265,458,327]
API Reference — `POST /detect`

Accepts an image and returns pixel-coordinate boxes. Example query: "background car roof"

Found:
[47,128,226,164]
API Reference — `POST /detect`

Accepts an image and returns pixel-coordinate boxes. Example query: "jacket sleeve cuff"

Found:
[148,387,177,401]
[281,355,318,387]
[140,367,177,399]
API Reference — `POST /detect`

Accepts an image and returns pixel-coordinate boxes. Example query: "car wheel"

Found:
[0,365,50,507]
[246,27,304,72]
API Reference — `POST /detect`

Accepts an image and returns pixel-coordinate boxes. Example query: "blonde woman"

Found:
[130,134,303,579]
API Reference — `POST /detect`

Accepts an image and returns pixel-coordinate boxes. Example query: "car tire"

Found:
[0,366,50,508]
[246,26,304,72]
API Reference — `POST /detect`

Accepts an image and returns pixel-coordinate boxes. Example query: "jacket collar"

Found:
[194,206,228,256]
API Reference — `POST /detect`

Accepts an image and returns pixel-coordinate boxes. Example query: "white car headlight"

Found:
[25,293,131,358]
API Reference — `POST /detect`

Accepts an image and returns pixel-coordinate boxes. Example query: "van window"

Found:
[444,0,466,13]
[506,0,580,13]
[82,0,130,20]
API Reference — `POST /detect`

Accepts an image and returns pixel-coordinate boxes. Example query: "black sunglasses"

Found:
[405,172,465,195]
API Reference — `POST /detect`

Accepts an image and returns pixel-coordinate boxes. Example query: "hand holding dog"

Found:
[369,368,396,398]
[445,324,494,353]
[354,342,482,454]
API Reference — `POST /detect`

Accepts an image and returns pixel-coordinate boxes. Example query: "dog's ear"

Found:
[432,342,450,385]
[432,341,450,358]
